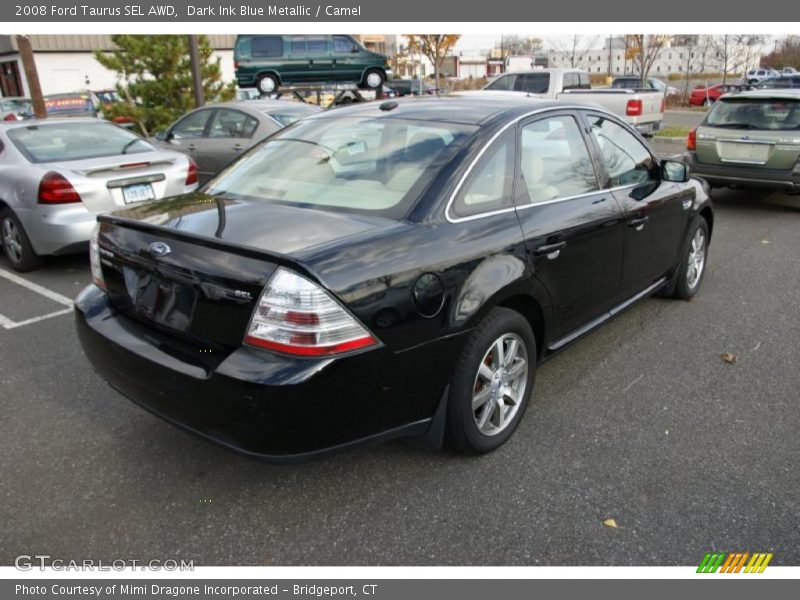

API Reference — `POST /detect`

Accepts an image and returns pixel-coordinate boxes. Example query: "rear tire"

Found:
[256,74,279,95]
[1,208,43,272]
[672,218,709,300]
[446,308,536,454]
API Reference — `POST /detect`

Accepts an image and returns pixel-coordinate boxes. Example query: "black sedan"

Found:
[75,95,713,461]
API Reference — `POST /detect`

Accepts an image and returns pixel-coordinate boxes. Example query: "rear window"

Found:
[7,122,153,163]
[265,104,321,126]
[706,99,800,130]
[206,116,476,220]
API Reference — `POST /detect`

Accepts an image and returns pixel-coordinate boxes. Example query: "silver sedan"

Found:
[0,118,198,271]
[151,100,322,185]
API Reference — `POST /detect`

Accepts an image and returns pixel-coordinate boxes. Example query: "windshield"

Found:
[44,95,95,115]
[706,99,800,130]
[206,116,476,219]
[8,122,154,163]
[265,104,320,126]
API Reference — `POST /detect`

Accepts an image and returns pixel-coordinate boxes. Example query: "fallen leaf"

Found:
[603,518,618,528]
[720,352,737,364]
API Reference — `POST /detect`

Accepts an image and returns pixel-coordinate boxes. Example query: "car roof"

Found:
[0,117,107,129]
[719,89,800,100]
[305,94,597,126]
[499,68,584,76]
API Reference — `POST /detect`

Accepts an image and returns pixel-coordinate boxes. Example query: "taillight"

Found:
[38,171,81,204]
[626,99,643,116]
[89,224,107,291]
[185,157,198,186]
[660,97,666,113]
[244,267,378,356]
[234,60,239,70]
[3,113,17,121]
[687,128,697,151]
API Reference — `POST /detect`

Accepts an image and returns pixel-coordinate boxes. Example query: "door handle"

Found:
[628,216,649,231]
[232,144,245,152]
[186,144,197,152]
[534,241,567,259]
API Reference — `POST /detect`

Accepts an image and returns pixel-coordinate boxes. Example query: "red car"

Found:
[689,83,743,107]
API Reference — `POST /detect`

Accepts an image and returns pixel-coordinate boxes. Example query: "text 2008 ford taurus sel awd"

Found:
[75,95,713,461]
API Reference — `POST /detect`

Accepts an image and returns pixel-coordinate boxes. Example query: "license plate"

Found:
[718,142,772,164]
[121,183,156,203]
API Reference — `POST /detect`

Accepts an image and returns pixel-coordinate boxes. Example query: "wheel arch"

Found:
[699,205,714,239]
[496,294,547,361]
[256,71,282,85]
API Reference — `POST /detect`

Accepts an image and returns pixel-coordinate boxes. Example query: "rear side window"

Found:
[485,75,516,91]
[307,36,328,53]
[251,36,283,58]
[517,73,549,93]
[518,115,599,203]
[290,35,306,54]
[586,115,655,187]
[208,109,259,139]
[562,73,579,91]
[451,130,515,219]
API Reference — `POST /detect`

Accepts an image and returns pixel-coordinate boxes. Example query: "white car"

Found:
[0,118,198,271]
[746,68,780,84]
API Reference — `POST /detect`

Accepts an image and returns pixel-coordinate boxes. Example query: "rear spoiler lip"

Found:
[77,158,177,176]
[96,214,320,282]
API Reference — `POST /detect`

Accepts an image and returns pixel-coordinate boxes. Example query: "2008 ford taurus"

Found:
[75,95,713,461]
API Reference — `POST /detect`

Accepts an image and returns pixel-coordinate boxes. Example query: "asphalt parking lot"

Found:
[1,186,799,566]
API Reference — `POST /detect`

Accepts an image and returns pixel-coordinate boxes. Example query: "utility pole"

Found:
[16,36,46,118]
[607,35,613,77]
[187,35,204,108]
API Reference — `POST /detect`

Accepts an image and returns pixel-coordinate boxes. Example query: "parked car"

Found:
[479,68,665,135]
[688,83,744,107]
[746,68,780,84]
[0,118,198,271]
[236,88,263,101]
[93,88,135,128]
[389,79,436,97]
[1,97,32,121]
[43,91,101,118]
[611,76,680,96]
[151,100,322,185]
[683,89,800,192]
[753,75,800,89]
[781,67,799,75]
[75,95,713,461]
[234,34,392,94]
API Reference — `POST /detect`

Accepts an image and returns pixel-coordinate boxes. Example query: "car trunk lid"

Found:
[695,127,800,169]
[96,194,396,348]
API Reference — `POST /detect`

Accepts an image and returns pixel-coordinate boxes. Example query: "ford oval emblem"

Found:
[149,242,171,257]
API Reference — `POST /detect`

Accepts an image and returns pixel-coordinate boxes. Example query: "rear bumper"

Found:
[16,204,97,256]
[75,285,460,462]
[683,152,800,191]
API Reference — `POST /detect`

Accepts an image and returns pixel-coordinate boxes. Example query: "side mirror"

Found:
[154,130,168,141]
[351,46,359,53]
[661,159,691,183]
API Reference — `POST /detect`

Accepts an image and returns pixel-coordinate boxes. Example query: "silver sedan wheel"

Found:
[472,333,529,436]
[366,71,383,89]
[687,228,706,290]
[2,217,23,264]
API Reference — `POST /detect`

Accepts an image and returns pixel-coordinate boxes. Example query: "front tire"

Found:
[1,208,43,272]
[672,218,709,300]
[446,308,536,454]
[361,68,385,90]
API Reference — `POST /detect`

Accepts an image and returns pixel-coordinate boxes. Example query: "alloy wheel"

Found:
[2,217,23,264]
[687,228,706,290]
[471,333,529,436]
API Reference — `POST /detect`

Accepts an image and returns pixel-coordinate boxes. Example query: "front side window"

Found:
[8,122,152,163]
[451,131,515,219]
[333,35,356,53]
[519,115,598,204]
[207,116,475,220]
[208,109,259,139]
[485,75,516,91]
[586,115,656,187]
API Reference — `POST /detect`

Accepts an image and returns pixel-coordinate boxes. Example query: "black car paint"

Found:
[75,97,713,461]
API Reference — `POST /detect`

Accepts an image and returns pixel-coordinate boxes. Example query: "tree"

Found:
[548,35,598,68]
[762,36,800,70]
[406,35,461,95]
[95,35,234,136]
[680,35,714,100]
[711,35,765,84]
[626,35,671,85]
[502,35,543,58]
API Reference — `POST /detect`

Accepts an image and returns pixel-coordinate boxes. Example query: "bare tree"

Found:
[711,34,764,84]
[502,35,544,58]
[547,35,599,68]
[681,35,714,100]
[626,35,671,86]
[406,35,461,95]
[762,35,800,70]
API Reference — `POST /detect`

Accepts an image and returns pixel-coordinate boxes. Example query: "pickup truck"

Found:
[480,68,665,135]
